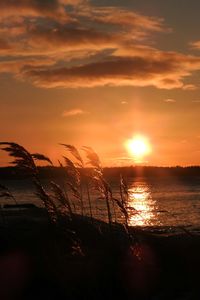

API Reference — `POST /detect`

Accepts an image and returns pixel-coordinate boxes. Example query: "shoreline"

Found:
[1,205,199,235]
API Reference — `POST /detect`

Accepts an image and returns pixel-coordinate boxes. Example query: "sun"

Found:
[125,135,152,161]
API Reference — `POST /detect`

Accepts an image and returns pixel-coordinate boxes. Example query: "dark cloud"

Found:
[27,25,117,50]
[21,54,200,89]
[0,0,66,20]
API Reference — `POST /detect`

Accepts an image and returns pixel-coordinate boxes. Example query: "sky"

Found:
[1,0,200,167]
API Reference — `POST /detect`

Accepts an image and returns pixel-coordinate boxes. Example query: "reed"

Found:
[0,142,132,238]
[0,142,59,223]
[63,155,84,215]
[61,144,93,220]
[82,146,113,227]
[51,181,73,218]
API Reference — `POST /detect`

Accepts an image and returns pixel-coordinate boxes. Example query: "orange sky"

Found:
[1,0,200,167]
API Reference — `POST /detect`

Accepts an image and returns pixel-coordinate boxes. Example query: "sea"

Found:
[1,176,200,233]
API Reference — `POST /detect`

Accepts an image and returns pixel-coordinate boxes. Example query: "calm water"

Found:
[2,176,200,232]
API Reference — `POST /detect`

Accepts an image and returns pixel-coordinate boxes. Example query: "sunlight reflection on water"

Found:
[128,183,158,226]
[3,177,200,231]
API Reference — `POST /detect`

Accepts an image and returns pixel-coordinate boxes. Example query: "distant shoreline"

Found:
[1,165,200,180]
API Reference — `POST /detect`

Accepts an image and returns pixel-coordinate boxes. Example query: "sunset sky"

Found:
[1,0,200,166]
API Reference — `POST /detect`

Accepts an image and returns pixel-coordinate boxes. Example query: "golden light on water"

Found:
[125,135,152,163]
[128,183,156,226]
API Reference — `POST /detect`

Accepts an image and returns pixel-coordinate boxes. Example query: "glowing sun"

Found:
[125,135,152,161]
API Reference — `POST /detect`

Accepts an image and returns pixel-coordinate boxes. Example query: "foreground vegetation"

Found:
[0,142,133,254]
[0,143,200,299]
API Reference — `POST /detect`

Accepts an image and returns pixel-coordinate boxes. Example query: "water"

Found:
[127,179,200,229]
[2,176,200,232]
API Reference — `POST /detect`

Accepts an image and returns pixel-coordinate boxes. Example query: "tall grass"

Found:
[0,141,193,261]
[0,142,132,245]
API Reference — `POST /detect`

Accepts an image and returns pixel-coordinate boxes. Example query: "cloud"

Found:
[62,108,88,117]
[20,54,200,89]
[0,0,72,23]
[60,0,86,4]
[27,25,118,54]
[182,84,198,90]
[164,99,176,103]
[78,6,167,33]
[190,40,200,50]
[0,57,56,74]
[0,1,200,90]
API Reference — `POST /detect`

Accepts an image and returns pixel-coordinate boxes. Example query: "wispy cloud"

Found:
[78,5,167,34]
[62,108,89,117]
[164,98,176,103]
[190,40,200,50]
[182,84,198,90]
